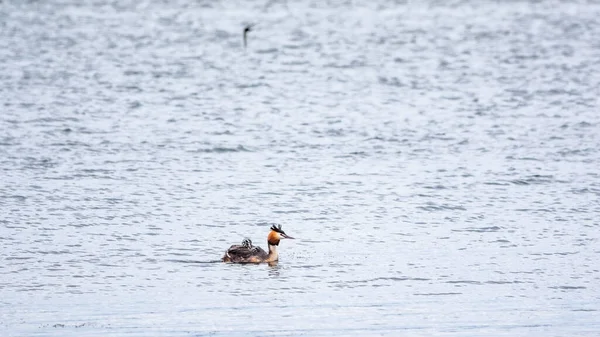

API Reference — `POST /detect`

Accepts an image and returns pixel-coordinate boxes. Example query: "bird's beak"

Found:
[281,233,295,239]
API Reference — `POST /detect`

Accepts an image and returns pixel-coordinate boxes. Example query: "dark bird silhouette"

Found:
[243,24,256,49]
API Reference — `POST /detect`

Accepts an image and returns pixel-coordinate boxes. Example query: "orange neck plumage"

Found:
[267,230,280,246]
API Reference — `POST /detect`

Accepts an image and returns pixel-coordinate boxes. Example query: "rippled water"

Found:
[1,0,600,336]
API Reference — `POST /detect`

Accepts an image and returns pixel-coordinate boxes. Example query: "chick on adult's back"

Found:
[222,225,294,263]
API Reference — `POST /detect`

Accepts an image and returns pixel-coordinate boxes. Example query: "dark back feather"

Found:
[225,244,268,262]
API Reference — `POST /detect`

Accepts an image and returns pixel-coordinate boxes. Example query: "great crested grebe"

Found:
[222,224,294,263]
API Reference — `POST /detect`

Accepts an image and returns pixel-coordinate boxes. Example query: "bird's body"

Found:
[222,225,294,263]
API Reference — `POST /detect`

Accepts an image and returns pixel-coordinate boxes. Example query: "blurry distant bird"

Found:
[243,23,256,49]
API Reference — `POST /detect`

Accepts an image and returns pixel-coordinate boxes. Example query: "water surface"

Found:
[1,0,599,336]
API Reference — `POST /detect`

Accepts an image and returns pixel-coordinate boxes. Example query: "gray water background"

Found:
[1,0,600,336]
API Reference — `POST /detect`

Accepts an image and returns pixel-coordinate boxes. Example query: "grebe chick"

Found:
[223,224,294,263]
[241,238,253,249]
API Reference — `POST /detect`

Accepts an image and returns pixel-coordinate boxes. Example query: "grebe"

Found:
[223,224,294,263]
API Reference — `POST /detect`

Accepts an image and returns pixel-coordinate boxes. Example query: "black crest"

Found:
[270,224,285,234]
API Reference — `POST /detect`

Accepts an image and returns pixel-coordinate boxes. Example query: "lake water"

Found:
[1,0,599,336]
